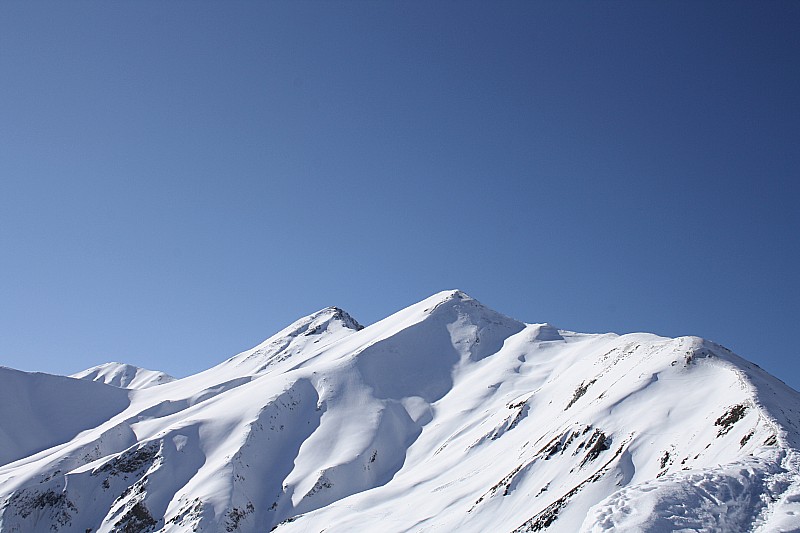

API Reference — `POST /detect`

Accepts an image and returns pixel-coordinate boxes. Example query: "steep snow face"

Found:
[71,363,176,389]
[1,291,799,533]
[351,289,526,402]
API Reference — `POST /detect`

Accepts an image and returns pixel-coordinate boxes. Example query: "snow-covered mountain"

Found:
[71,363,175,389]
[1,290,799,532]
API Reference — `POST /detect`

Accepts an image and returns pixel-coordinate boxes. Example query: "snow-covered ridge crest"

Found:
[222,305,364,374]
[1,290,799,532]
[71,362,176,389]
[259,304,364,342]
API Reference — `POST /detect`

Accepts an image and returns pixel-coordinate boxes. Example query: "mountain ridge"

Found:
[1,290,798,532]
[71,362,176,390]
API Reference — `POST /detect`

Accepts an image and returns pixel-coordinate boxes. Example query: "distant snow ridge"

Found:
[71,362,176,389]
[2,290,800,532]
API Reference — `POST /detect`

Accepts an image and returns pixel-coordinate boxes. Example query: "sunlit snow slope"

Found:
[1,291,799,532]
[71,363,175,389]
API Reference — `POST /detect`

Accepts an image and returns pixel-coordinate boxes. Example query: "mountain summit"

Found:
[1,291,799,532]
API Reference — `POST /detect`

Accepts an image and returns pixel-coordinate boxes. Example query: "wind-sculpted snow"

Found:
[1,290,799,532]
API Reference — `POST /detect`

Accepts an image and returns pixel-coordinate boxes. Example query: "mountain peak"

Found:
[317,306,364,332]
[220,305,363,373]
[420,290,519,325]
[267,305,363,340]
[444,288,471,300]
[427,288,472,306]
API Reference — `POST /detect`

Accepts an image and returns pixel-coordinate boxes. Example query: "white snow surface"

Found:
[1,290,799,532]
[71,362,176,389]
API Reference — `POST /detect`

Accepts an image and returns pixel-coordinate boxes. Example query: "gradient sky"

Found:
[1,2,798,390]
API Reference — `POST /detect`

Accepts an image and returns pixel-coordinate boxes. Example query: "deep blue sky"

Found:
[1,2,798,390]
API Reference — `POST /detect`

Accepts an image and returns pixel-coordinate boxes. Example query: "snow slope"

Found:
[0,366,131,468]
[71,363,176,389]
[1,291,799,532]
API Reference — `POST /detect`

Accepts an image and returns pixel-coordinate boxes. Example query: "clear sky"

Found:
[1,2,798,390]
